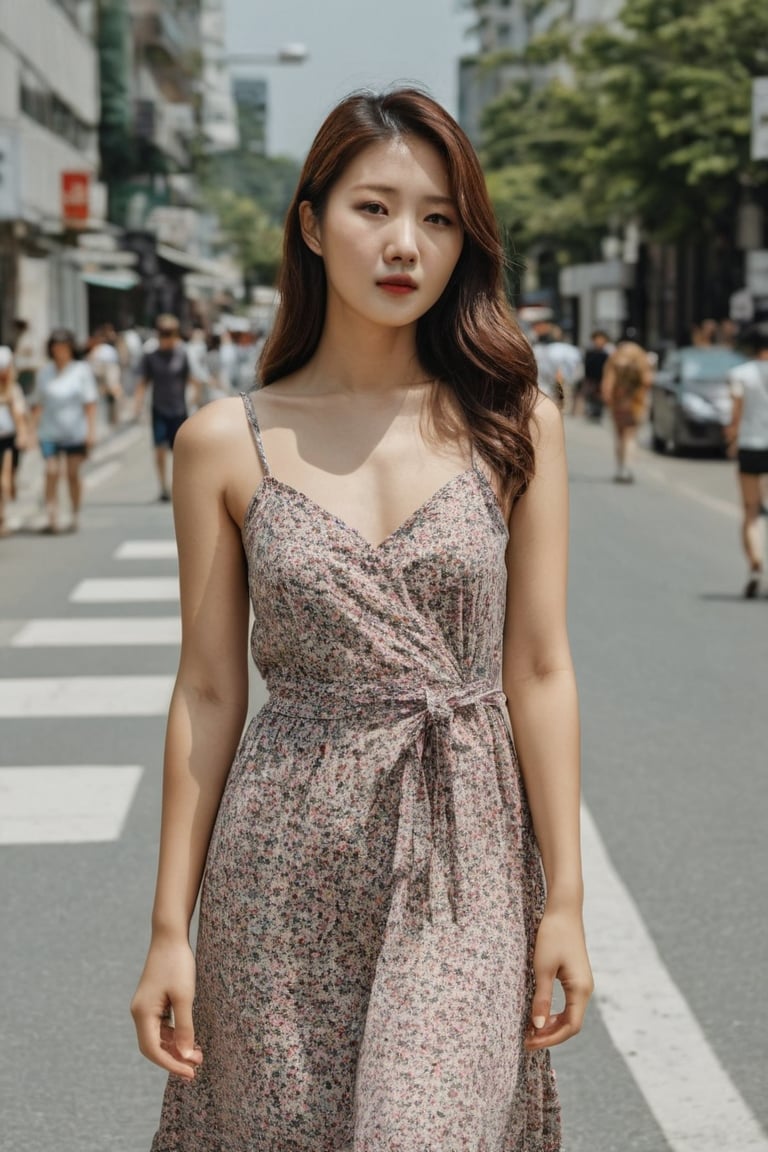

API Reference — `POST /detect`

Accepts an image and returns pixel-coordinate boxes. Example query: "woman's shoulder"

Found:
[532,390,562,433]
[177,395,250,452]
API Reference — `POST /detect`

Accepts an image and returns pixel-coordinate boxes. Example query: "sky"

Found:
[224,0,477,160]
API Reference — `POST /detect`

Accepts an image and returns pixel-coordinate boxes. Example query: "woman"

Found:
[602,339,653,483]
[29,328,98,533]
[726,325,768,598]
[131,88,592,1152]
[0,345,29,535]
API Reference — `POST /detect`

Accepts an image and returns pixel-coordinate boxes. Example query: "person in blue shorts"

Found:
[133,315,201,501]
[29,328,98,533]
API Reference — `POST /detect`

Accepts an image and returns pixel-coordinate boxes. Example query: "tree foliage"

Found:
[480,0,768,259]
[205,189,284,286]
[199,149,300,286]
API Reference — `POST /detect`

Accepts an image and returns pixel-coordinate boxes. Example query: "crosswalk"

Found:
[0,538,179,845]
[2,530,767,1150]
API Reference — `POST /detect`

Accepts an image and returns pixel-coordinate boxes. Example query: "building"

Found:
[200,0,239,154]
[233,78,268,158]
[0,0,121,363]
[458,0,628,340]
[100,0,241,327]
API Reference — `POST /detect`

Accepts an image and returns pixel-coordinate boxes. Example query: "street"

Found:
[0,414,766,1152]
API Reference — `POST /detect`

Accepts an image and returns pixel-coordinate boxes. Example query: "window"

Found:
[20,76,93,152]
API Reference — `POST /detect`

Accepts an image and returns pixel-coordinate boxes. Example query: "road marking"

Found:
[0,676,174,717]
[70,577,178,602]
[582,804,768,1151]
[114,540,177,560]
[0,766,143,844]
[89,424,144,463]
[11,617,180,647]
[83,460,122,490]
[671,482,740,520]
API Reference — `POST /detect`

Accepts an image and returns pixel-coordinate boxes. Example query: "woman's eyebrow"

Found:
[350,183,455,206]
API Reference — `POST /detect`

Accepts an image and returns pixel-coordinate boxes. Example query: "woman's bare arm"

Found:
[502,395,593,1050]
[131,406,250,1077]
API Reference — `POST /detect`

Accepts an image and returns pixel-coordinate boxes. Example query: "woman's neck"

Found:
[303,314,426,397]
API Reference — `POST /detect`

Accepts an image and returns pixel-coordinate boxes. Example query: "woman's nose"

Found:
[383,218,418,264]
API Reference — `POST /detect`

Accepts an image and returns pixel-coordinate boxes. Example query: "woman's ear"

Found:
[298,201,322,256]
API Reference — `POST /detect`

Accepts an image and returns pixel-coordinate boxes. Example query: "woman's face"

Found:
[51,340,73,367]
[301,134,464,332]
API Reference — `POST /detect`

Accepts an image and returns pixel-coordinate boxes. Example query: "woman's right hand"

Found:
[130,934,203,1081]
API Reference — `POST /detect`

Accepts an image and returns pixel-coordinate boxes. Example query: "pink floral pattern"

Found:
[150,393,561,1151]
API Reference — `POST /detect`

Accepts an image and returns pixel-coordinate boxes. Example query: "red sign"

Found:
[61,171,90,225]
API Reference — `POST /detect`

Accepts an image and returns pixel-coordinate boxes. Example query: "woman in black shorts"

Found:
[726,326,768,598]
[0,346,29,535]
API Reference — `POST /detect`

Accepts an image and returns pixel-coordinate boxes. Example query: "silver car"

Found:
[650,346,747,454]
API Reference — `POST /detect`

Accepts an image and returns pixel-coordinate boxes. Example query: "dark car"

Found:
[650,346,747,454]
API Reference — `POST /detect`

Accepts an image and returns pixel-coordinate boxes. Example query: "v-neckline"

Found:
[243,467,488,553]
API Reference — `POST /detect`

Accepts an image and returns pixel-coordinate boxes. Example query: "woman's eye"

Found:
[425,212,453,226]
[360,202,386,215]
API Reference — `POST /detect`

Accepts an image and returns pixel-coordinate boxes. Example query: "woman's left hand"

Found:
[524,904,594,1050]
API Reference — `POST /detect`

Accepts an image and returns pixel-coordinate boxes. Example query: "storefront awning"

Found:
[81,270,140,291]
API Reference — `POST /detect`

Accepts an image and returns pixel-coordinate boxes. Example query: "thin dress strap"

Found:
[240,391,271,476]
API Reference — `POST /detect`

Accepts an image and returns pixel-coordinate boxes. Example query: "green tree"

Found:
[480,74,603,262]
[480,0,768,257]
[206,189,284,288]
[574,0,768,240]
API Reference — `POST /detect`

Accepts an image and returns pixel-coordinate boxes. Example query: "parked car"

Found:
[650,346,747,454]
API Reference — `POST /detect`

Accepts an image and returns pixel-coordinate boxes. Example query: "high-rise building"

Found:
[233,78,268,158]
[0,0,112,352]
[200,0,239,153]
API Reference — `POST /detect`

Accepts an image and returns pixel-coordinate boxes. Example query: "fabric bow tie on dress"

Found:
[392,680,508,925]
[263,673,507,926]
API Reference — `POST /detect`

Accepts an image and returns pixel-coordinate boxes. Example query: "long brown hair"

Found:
[260,87,539,499]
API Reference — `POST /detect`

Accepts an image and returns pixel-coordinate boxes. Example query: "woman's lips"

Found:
[377,280,417,295]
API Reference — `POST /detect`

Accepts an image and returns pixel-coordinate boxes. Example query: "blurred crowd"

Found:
[0,315,265,535]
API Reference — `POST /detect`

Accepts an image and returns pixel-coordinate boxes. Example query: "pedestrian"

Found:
[217,327,239,390]
[28,328,98,533]
[131,87,592,1152]
[546,328,583,414]
[601,338,653,483]
[0,346,29,535]
[581,329,611,420]
[132,314,200,502]
[118,323,145,399]
[531,327,565,408]
[87,324,123,427]
[725,324,768,598]
[186,326,212,400]
[201,333,231,402]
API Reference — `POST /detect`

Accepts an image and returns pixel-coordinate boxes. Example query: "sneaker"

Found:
[158,490,171,503]
[743,570,762,599]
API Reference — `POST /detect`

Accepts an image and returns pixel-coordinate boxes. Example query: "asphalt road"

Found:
[0,412,765,1152]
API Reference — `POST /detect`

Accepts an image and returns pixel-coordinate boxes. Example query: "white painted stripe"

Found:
[114,540,177,560]
[0,766,143,844]
[83,460,121,490]
[11,617,180,647]
[0,676,174,717]
[582,805,768,1150]
[70,577,178,602]
[90,424,144,463]
[672,481,740,520]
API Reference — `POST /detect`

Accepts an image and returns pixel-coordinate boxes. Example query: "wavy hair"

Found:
[260,87,539,499]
